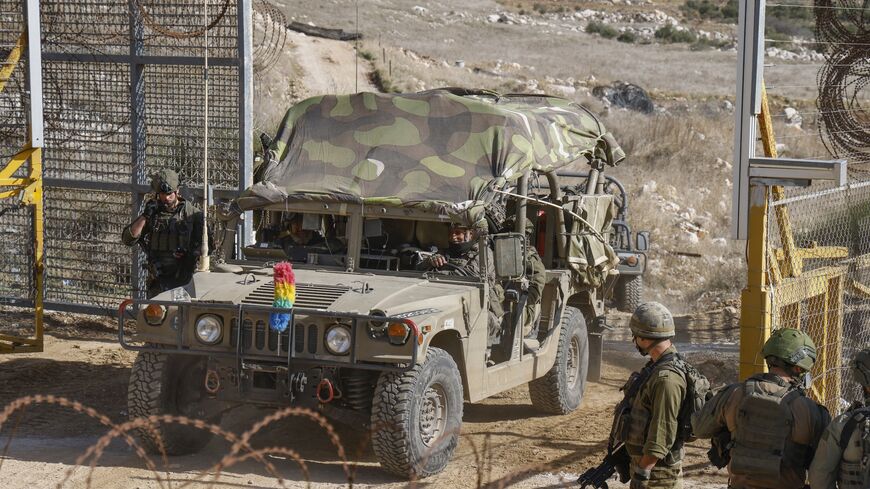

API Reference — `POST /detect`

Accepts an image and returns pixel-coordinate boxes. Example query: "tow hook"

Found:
[316,378,336,403]
[204,369,221,394]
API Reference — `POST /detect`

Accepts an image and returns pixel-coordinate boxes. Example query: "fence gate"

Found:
[0,0,254,326]
[0,0,43,352]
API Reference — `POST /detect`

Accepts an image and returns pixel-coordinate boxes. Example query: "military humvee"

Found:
[546,172,650,312]
[119,88,625,478]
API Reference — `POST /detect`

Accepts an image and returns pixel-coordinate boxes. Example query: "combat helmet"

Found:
[629,302,675,339]
[151,169,180,193]
[851,348,870,388]
[761,328,817,372]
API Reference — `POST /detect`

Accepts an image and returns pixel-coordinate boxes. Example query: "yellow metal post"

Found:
[739,84,778,379]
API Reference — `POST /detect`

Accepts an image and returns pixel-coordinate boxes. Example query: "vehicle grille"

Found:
[241,281,350,309]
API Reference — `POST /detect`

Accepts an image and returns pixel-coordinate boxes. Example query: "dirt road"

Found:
[0,311,735,488]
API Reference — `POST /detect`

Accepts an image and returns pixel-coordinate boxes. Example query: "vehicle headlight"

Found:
[195,315,223,345]
[324,324,352,355]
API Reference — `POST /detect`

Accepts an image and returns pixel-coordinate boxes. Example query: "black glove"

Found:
[143,200,160,220]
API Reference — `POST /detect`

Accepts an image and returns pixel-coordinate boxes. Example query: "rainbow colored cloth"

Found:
[269,262,295,332]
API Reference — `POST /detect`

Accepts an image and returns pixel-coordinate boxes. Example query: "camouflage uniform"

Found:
[624,345,687,489]
[808,348,870,489]
[122,171,208,298]
[692,329,829,489]
[808,406,870,489]
[418,242,504,320]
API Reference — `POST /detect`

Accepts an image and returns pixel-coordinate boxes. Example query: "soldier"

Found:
[618,302,688,489]
[808,348,870,489]
[692,328,830,489]
[418,222,505,352]
[122,169,209,298]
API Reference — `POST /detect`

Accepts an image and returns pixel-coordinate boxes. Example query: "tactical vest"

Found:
[837,407,870,489]
[621,352,686,465]
[730,378,813,485]
[147,203,194,255]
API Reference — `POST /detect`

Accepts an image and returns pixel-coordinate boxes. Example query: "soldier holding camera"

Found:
[122,169,210,298]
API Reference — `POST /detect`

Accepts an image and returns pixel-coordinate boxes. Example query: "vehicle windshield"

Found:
[243,211,481,278]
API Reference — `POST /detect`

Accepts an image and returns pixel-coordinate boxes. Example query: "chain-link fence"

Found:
[760,0,870,414]
[767,180,870,413]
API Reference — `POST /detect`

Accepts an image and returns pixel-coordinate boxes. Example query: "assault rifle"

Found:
[577,441,630,489]
[578,356,667,489]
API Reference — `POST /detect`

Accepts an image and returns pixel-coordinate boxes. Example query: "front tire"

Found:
[528,306,589,414]
[127,351,219,455]
[370,347,463,478]
[615,274,643,313]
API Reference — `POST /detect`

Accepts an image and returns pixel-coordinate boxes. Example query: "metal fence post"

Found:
[129,0,147,299]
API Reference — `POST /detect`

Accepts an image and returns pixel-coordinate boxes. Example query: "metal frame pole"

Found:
[735,0,771,380]
[129,0,147,299]
[238,0,254,253]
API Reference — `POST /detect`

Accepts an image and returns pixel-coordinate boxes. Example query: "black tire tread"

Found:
[616,274,643,313]
[127,351,212,455]
[370,347,462,478]
[528,306,587,414]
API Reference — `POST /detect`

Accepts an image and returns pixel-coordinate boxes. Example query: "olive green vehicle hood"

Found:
[183,268,474,318]
[237,88,625,227]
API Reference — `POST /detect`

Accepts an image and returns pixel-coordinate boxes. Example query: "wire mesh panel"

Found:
[761,0,870,414]
[42,60,131,182]
[144,64,239,189]
[22,0,253,312]
[43,187,133,309]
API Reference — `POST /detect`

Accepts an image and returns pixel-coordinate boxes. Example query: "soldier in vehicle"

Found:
[279,213,344,259]
[617,302,689,489]
[122,169,209,298]
[692,328,831,489]
[808,348,870,489]
[418,222,505,346]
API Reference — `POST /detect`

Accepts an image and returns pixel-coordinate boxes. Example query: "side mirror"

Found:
[636,231,650,252]
[492,233,526,280]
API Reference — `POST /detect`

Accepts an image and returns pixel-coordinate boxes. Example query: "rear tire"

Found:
[615,274,643,313]
[528,306,589,414]
[370,347,463,478]
[127,351,219,455]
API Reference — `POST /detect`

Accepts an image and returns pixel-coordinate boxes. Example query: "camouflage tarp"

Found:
[238,89,625,225]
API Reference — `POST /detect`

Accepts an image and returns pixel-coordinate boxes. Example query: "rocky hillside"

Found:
[264,0,830,312]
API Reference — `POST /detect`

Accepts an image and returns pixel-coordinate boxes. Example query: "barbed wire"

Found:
[0,393,584,488]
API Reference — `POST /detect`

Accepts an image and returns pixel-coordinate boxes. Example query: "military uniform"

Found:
[623,345,687,489]
[692,328,830,489]
[123,199,206,298]
[122,170,208,298]
[808,348,870,489]
[418,242,505,319]
[808,406,869,489]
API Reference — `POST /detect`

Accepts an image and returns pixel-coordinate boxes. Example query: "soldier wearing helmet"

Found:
[809,348,870,489]
[122,169,211,298]
[692,328,831,489]
[607,302,693,489]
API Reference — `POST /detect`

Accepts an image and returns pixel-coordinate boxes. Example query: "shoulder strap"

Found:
[839,408,870,452]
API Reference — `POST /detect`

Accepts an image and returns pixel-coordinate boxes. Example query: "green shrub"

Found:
[655,24,697,44]
[681,0,739,24]
[358,50,376,62]
[617,31,637,44]
[587,21,619,39]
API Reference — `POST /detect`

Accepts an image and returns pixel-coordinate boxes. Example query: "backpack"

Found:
[663,354,712,443]
[838,406,870,489]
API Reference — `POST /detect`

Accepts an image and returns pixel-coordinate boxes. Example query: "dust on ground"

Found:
[0,310,736,488]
